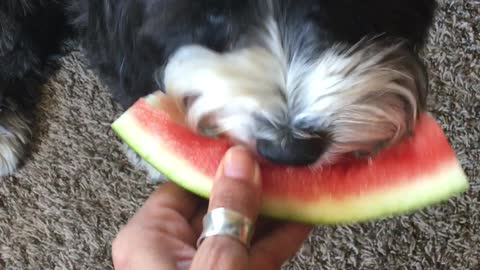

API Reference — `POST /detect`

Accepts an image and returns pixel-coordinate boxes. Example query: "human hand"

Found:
[112,146,313,270]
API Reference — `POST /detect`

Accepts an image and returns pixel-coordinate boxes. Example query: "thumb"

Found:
[190,146,262,270]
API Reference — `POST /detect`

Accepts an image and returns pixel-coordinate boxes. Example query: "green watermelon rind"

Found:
[112,112,469,225]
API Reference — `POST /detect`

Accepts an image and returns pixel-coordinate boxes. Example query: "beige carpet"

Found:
[1,1,479,269]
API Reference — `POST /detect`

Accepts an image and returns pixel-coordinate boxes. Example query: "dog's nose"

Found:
[256,136,328,166]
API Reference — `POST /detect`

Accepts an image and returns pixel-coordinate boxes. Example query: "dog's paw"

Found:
[121,143,168,184]
[0,99,30,177]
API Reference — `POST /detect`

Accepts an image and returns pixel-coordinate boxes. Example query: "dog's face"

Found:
[141,0,433,166]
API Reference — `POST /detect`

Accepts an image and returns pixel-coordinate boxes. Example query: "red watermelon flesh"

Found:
[111,92,469,224]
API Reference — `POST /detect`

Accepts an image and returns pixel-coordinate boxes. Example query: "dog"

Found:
[0,0,437,178]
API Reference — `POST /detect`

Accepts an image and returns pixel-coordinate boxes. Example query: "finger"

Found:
[112,230,196,270]
[140,181,200,220]
[190,146,262,270]
[131,182,201,245]
[112,182,200,270]
[250,223,313,269]
[208,146,262,220]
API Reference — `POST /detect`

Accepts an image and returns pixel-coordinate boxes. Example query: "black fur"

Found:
[68,0,255,108]
[0,0,72,124]
[68,0,436,108]
[0,1,70,82]
[0,1,72,175]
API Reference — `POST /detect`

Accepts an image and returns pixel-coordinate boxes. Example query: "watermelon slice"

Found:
[111,92,468,224]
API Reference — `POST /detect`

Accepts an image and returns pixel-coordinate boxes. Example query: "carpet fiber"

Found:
[1,1,479,269]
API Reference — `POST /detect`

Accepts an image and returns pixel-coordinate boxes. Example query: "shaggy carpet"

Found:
[0,1,479,269]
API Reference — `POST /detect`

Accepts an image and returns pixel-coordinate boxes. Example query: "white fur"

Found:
[161,16,421,165]
[0,98,31,177]
[163,44,286,145]
[294,42,419,161]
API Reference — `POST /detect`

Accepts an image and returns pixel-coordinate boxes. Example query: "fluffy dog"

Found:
[0,0,437,176]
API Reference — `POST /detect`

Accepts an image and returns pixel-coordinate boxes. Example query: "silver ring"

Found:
[197,207,254,248]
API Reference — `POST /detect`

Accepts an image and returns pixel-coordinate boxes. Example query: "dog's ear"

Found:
[386,44,430,132]
[377,40,429,119]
